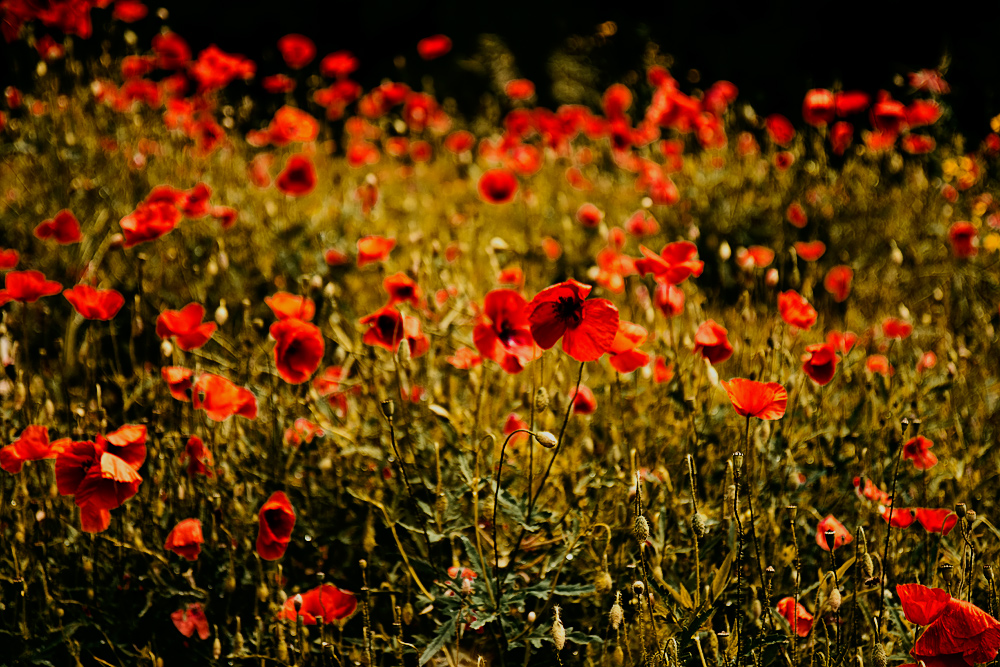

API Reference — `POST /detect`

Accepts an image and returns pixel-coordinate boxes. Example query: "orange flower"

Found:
[721,378,787,420]
[777,597,813,637]
[265,292,316,321]
[164,518,204,561]
[778,290,817,331]
[816,514,852,551]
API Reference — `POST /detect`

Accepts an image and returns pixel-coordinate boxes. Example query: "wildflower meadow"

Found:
[3,2,1000,667]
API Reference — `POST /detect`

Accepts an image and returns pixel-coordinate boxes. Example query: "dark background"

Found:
[4,0,1000,137]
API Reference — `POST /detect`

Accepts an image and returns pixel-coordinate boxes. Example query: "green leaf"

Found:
[419,615,458,666]
[565,628,603,645]
[712,549,736,601]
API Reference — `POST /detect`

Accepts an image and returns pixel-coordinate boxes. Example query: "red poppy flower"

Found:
[171,603,210,640]
[179,183,211,219]
[0,270,62,306]
[277,34,315,69]
[765,114,795,145]
[694,320,734,365]
[498,267,524,287]
[826,330,857,355]
[478,168,519,204]
[192,373,258,421]
[112,0,148,22]
[542,237,562,260]
[775,151,795,171]
[917,351,938,373]
[882,317,913,339]
[360,305,404,351]
[56,441,142,511]
[815,514,852,551]
[383,272,422,307]
[313,367,349,416]
[653,283,685,319]
[80,505,111,533]
[162,366,194,402]
[527,279,620,363]
[417,34,451,60]
[653,357,674,383]
[794,241,825,262]
[256,491,296,561]
[265,292,315,321]
[635,242,704,285]
[778,290,817,331]
[262,74,296,94]
[777,597,813,637]
[594,245,636,294]
[949,222,978,258]
[152,32,191,69]
[866,355,893,376]
[357,236,395,267]
[802,89,835,126]
[624,210,659,237]
[0,249,18,270]
[36,34,65,60]
[34,209,82,244]
[319,50,358,78]
[608,320,650,373]
[735,246,775,270]
[898,583,1000,667]
[503,413,530,445]
[830,121,854,156]
[834,90,870,116]
[905,99,942,129]
[189,45,255,93]
[785,201,808,228]
[576,203,604,228]
[446,347,482,369]
[99,424,147,471]
[270,318,324,384]
[444,130,475,154]
[156,303,217,351]
[180,435,213,477]
[721,378,787,420]
[902,134,936,154]
[120,201,181,248]
[915,509,958,536]
[402,316,429,358]
[164,518,204,561]
[802,342,839,385]
[571,385,597,414]
[824,265,854,302]
[473,289,541,374]
[282,584,358,625]
[275,154,317,196]
[284,418,325,447]
[63,285,125,321]
[879,505,915,528]
[0,425,66,474]
[505,79,535,100]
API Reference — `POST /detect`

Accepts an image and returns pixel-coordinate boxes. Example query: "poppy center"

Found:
[554,296,583,326]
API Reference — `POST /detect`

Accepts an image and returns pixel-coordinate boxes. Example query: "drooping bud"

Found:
[535,431,557,448]
[610,593,624,629]
[829,587,842,612]
[862,553,874,580]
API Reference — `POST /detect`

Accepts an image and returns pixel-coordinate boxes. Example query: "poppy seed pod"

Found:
[632,580,645,597]
[732,451,744,471]
[380,400,395,419]
[825,530,837,551]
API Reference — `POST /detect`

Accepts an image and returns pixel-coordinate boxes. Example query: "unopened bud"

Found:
[160,340,173,357]
[534,387,549,412]
[213,636,221,660]
[293,593,303,612]
[551,607,565,651]
[862,553,874,579]
[691,513,707,537]
[634,515,650,543]
[215,300,229,326]
[610,595,624,629]
[612,646,624,666]
[595,570,613,594]
[872,642,887,667]
[829,587,842,612]
[856,526,867,551]
[527,611,536,623]
[535,431,557,448]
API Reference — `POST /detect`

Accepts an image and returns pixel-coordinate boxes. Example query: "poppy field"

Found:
[5,2,1000,667]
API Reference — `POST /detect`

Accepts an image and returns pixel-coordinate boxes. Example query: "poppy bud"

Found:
[215,300,228,326]
[527,611,536,623]
[691,513,707,537]
[224,575,236,592]
[83,557,93,574]
[862,553,874,580]
[293,593,303,613]
[595,570,613,594]
[610,594,624,629]
[213,636,221,660]
[750,598,762,621]
[765,268,779,287]
[872,642,887,667]
[257,584,269,601]
[160,340,173,357]
[856,526,867,551]
[612,646,624,666]
[535,431,557,448]
[551,607,565,651]
[719,241,731,260]
[634,515,650,543]
[461,577,473,595]
[402,602,414,625]
[829,587,842,612]
[534,387,549,412]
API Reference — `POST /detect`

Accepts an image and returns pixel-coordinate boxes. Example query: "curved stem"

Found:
[878,421,908,639]
[492,428,534,605]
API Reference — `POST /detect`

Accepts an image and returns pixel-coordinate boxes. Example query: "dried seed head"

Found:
[862,553,874,579]
[955,502,968,516]
[856,526,867,551]
[691,512,708,537]
[941,563,955,582]
[610,593,624,629]
[967,510,977,523]
[829,587,842,612]
[825,530,837,551]
[872,642,887,667]
[634,515,650,543]
[632,580,645,597]
[534,387,549,412]
[732,451,744,471]
[535,431,557,448]
[986,565,995,583]
[787,505,798,520]
[380,400,395,419]
[551,606,565,651]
